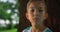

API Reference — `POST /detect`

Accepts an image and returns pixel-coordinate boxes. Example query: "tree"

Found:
[0,0,19,29]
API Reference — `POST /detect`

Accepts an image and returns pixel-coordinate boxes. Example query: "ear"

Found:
[26,12,29,19]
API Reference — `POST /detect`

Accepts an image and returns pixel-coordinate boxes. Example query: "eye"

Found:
[39,9,43,12]
[31,9,34,12]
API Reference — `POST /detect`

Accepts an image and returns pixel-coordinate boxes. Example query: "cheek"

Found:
[28,14,33,20]
[29,13,34,18]
[43,13,47,20]
[38,13,45,21]
[28,13,34,22]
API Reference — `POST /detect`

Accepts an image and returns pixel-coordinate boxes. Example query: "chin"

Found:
[35,21,42,25]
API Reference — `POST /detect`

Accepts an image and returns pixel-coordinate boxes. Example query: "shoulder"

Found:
[44,27,52,32]
[22,27,31,32]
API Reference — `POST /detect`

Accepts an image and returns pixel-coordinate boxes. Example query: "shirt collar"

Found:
[28,27,52,32]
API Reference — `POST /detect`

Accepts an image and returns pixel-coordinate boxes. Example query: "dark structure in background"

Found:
[18,0,60,32]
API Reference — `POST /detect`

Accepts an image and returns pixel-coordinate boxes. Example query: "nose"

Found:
[34,9,39,16]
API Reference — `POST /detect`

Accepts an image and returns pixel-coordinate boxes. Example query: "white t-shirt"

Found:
[22,27,52,32]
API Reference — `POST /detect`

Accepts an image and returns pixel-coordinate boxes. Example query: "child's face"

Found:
[26,1,48,26]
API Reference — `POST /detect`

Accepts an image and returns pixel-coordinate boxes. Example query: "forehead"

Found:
[29,1,45,8]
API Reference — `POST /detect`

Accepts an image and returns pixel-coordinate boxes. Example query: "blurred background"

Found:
[0,0,19,32]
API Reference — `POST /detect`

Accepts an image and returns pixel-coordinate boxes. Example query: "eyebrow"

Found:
[30,7,42,10]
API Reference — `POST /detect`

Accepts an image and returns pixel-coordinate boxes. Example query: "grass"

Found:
[0,28,17,32]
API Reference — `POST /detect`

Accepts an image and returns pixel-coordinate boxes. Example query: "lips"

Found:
[35,17,38,19]
[33,17,39,20]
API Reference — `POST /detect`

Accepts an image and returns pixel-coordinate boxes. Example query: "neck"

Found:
[31,25,46,32]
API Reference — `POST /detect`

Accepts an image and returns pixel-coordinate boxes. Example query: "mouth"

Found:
[33,17,39,21]
[35,18,39,19]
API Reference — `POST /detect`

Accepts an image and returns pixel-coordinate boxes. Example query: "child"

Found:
[23,0,52,32]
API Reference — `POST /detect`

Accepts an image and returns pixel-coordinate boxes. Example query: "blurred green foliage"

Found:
[0,1,19,20]
[0,0,19,31]
[0,28,17,32]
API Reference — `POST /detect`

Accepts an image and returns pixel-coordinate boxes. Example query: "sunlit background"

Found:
[0,0,19,32]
